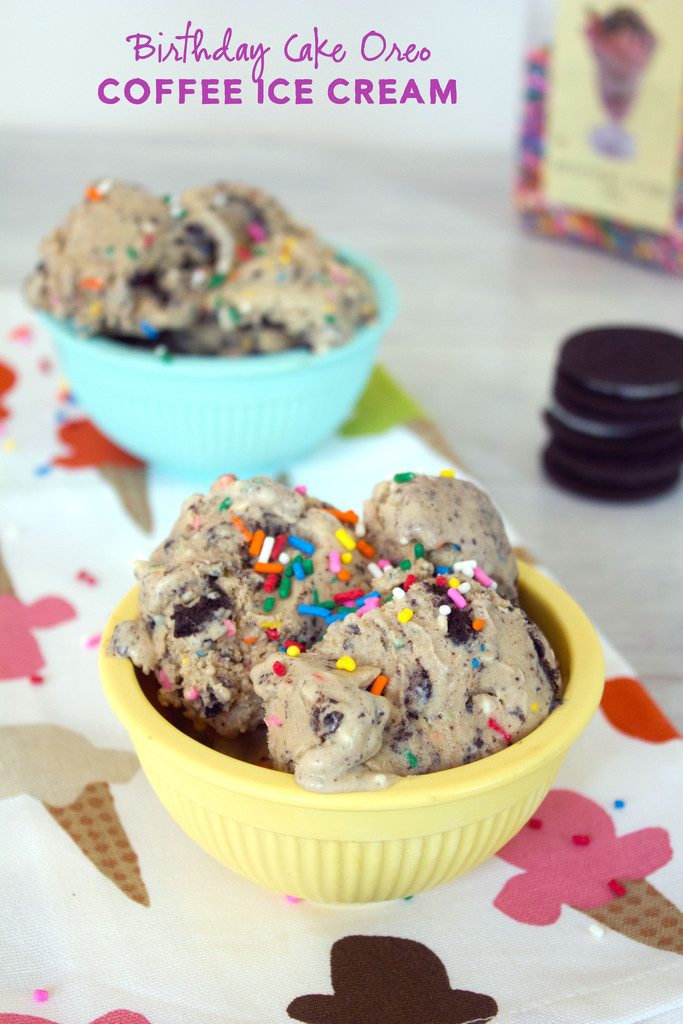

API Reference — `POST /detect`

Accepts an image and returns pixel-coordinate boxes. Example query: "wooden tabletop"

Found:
[3,129,681,730]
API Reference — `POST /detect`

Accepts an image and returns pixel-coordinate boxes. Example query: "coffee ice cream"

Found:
[26,180,376,355]
[111,472,561,791]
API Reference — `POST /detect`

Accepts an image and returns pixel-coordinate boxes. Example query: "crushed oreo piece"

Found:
[526,620,561,694]
[322,711,343,735]
[129,269,172,306]
[405,666,432,706]
[172,590,227,638]
[180,222,218,266]
[447,608,473,645]
[310,704,344,738]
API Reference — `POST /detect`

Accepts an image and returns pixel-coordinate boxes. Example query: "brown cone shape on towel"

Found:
[0,543,15,596]
[46,780,149,906]
[98,464,153,534]
[578,878,683,955]
[287,935,498,1023]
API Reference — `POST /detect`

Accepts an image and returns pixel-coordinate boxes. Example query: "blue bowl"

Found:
[42,249,397,477]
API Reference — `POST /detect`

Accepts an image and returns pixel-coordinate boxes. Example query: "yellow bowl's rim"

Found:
[99,561,604,811]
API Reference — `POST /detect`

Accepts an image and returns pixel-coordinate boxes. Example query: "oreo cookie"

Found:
[543,444,680,501]
[559,326,683,399]
[554,370,683,425]
[542,325,683,500]
[545,408,683,459]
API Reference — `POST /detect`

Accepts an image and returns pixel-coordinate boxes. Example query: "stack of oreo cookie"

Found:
[543,326,683,500]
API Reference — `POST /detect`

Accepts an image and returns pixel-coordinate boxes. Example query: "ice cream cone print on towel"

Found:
[0,725,149,906]
[0,543,75,682]
[52,418,152,533]
[495,789,681,954]
[0,360,16,421]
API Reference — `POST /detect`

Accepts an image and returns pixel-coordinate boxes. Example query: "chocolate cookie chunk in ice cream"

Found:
[363,472,518,600]
[25,179,377,355]
[251,576,560,792]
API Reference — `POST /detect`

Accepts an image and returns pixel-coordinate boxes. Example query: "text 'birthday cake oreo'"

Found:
[542,326,683,500]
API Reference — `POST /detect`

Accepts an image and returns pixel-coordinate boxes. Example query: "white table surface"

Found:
[2,129,681,731]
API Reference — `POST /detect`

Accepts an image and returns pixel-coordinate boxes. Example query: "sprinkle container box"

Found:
[517,1,683,274]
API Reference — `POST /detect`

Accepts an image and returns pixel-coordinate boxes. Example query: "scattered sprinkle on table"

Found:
[82,633,102,650]
[32,990,49,1004]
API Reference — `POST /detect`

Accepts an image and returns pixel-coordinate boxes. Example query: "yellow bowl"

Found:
[99,562,603,903]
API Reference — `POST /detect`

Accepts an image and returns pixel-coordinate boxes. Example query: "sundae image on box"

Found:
[585,7,657,159]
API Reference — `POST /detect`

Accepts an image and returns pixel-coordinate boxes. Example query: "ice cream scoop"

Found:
[110,475,370,737]
[363,472,518,600]
[25,179,377,355]
[252,578,560,792]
